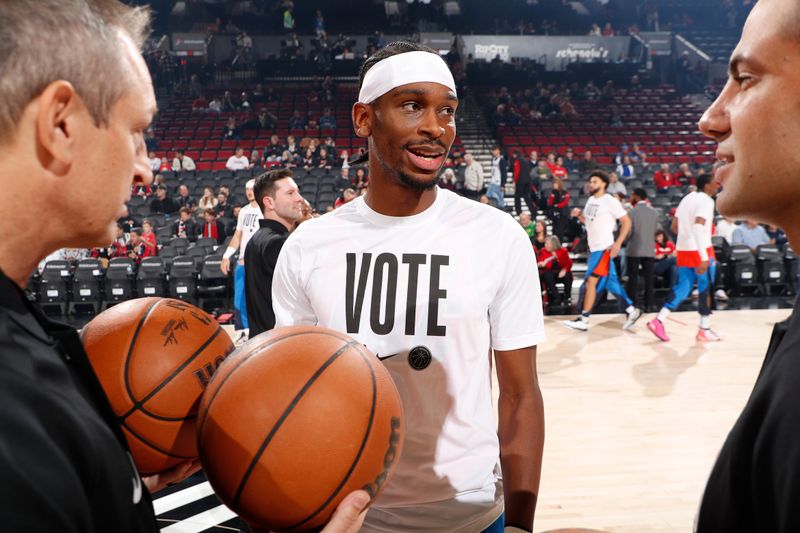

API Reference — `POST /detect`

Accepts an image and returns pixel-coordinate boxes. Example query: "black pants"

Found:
[626,256,655,310]
[540,270,573,305]
[514,181,536,215]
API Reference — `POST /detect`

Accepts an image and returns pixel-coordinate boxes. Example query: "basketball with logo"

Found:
[81,297,235,474]
[197,325,404,532]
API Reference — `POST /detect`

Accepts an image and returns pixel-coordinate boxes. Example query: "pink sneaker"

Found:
[647,318,670,342]
[696,328,723,342]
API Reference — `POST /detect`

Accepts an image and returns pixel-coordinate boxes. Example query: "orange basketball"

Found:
[197,326,404,532]
[81,297,235,475]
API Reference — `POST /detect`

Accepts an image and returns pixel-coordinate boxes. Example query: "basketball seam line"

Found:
[196,330,352,450]
[123,298,161,408]
[231,339,362,509]
[121,420,196,463]
[282,346,378,531]
[120,325,225,421]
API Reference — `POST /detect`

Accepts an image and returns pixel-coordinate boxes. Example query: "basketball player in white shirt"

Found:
[647,174,722,342]
[220,179,263,341]
[272,42,545,533]
[564,170,642,331]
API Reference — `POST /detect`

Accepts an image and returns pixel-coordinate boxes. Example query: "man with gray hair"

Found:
[0,2,369,532]
[463,152,484,200]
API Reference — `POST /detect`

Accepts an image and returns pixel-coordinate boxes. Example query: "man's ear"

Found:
[35,80,83,176]
[352,102,372,139]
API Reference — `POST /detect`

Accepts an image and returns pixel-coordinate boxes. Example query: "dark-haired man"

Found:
[647,174,721,342]
[694,1,800,529]
[273,41,545,533]
[564,170,642,331]
[244,169,304,338]
[625,188,659,311]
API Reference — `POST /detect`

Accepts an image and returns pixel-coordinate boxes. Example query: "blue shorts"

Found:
[584,249,632,308]
[482,513,504,533]
[233,262,248,329]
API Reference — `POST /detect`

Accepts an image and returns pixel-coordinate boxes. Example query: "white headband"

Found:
[245,179,255,189]
[358,51,457,104]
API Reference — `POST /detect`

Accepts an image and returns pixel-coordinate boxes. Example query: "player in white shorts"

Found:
[220,179,263,342]
[272,42,546,533]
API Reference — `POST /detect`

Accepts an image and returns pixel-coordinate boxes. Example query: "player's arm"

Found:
[220,229,243,275]
[692,216,710,273]
[495,346,544,532]
[610,214,631,258]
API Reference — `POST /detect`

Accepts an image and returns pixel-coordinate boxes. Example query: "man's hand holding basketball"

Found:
[142,459,202,494]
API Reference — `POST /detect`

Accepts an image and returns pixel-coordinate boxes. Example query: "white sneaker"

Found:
[623,308,643,330]
[563,318,589,331]
[696,328,723,342]
[715,289,729,301]
[691,289,699,298]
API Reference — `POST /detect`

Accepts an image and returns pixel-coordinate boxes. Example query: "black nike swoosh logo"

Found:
[376,352,402,361]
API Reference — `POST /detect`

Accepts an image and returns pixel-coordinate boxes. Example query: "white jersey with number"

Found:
[272,188,546,533]
[235,203,263,265]
[583,193,627,252]
[675,191,715,252]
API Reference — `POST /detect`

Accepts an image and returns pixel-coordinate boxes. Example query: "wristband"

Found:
[504,527,530,533]
[222,246,237,259]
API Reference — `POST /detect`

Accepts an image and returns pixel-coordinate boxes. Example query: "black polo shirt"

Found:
[697,298,800,532]
[244,219,291,338]
[0,269,157,532]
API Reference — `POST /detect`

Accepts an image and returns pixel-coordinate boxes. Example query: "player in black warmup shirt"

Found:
[695,0,800,530]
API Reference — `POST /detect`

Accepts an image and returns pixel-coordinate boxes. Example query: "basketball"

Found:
[196,325,404,532]
[81,297,235,475]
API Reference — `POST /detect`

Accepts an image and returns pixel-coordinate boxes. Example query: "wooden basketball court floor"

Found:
[154,308,790,532]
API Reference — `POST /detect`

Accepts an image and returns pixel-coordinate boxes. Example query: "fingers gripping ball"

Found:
[81,297,235,475]
[197,326,404,532]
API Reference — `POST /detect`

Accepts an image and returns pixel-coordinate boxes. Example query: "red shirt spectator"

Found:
[537,246,573,273]
[655,239,675,258]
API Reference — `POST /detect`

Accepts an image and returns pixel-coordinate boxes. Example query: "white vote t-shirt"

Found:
[272,188,546,533]
[583,193,628,252]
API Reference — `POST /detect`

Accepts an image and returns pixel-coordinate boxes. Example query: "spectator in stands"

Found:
[732,220,770,253]
[353,167,368,191]
[221,116,241,141]
[191,94,208,112]
[547,178,571,239]
[302,147,317,169]
[767,225,788,251]
[197,186,218,211]
[677,162,695,186]
[334,188,357,209]
[512,149,535,216]
[654,229,678,288]
[158,157,170,172]
[147,151,161,173]
[286,135,299,155]
[239,92,251,110]
[172,207,198,241]
[607,172,627,196]
[532,220,548,252]
[198,208,227,245]
[140,220,157,256]
[579,150,596,175]
[257,109,278,131]
[289,109,307,130]
[317,147,335,169]
[171,150,196,172]
[463,152,484,200]
[616,155,636,180]
[208,96,222,113]
[265,135,284,163]
[250,149,264,170]
[319,108,337,130]
[538,236,573,308]
[715,216,737,245]
[565,207,587,252]
[614,145,630,166]
[534,158,552,182]
[216,191,232,219]
[630,143,647,164]
[175,184,196,211]
[439,168,457,192]
[654,163,678,190]
[562,148,579,175]
[144,127,158,151]
[222,90,236,112]
[226,147,250,171]
[125,229,149,264]
[518,211,535,238]
[626,188,659,311]
[148,185,178,216]
[588,23,602,36]
[552,156,569,180]
[487,145,506,208]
